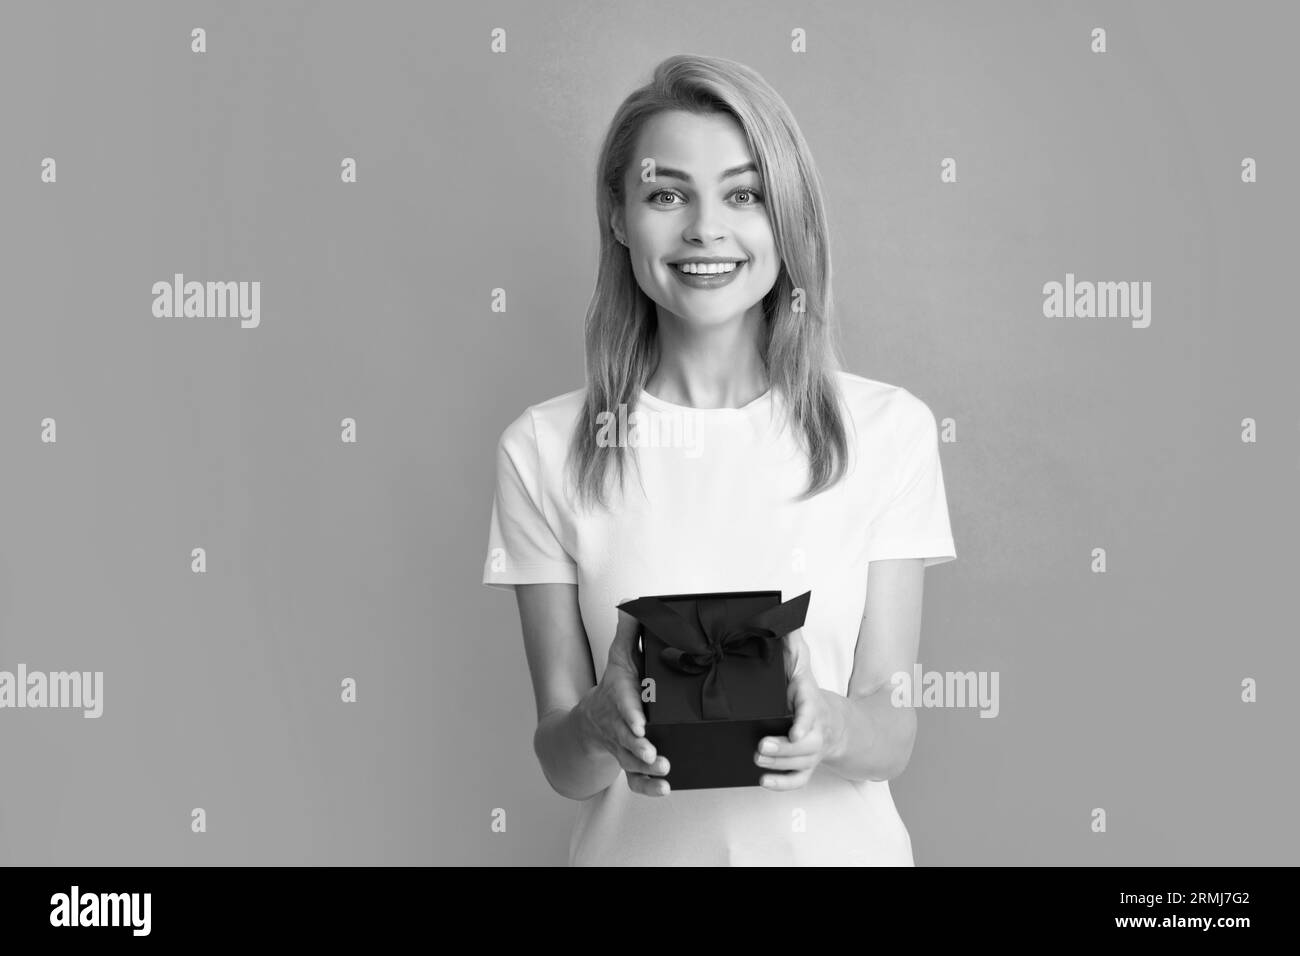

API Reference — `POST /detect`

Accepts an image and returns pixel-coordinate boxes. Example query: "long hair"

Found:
[567,53,851,510]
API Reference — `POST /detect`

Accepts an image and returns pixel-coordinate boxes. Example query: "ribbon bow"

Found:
[619,591,811,720]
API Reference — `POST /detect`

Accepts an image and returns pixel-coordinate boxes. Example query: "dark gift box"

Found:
[615,589,812,791]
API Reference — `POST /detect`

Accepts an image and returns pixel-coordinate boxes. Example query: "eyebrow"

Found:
[648,162,758,185]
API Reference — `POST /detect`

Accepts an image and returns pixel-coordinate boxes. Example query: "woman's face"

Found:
[615,110,779,329]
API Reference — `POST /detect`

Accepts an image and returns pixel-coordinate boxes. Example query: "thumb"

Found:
[783,628,804,679]
[788,678,812,743]
[612,601,642,656]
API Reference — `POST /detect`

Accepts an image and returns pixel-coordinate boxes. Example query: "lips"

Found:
[671,260,745,275]
[669,257,746,264]
[669,260,746,289]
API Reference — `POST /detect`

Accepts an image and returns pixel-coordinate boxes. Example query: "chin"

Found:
[676,301,758,324]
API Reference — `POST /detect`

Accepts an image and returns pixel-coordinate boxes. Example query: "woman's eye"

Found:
[647,188,764,206]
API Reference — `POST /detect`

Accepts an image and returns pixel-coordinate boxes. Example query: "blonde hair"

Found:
[568,53,850,510]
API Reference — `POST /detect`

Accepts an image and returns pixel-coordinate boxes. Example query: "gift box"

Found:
[615,589,812,791]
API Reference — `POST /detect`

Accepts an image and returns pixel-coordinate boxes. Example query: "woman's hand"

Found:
[755,627,834,790]
[572,606,672,796]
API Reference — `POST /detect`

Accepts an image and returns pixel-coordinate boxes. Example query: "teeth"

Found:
[675,261,739,274]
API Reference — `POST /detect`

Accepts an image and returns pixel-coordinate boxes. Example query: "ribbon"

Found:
[618,591,811,720]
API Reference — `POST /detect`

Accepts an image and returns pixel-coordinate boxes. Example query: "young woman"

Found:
[483,54,956,865]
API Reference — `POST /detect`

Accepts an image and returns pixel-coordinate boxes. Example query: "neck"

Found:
[646,307,769,409]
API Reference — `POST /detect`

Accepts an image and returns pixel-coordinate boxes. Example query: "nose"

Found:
[682,192,729,246]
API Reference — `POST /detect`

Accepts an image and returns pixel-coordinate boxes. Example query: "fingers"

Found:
[759,728,822,757]
[615,744,671,800]
[585,704,668,779]
[585,698,660,768]
[601,661,649,749]
[609,716,655,763]
[616,684,647,741]
[755,728,822,767]
[626,771,672,797]
[613,744,669,778]
[754,745,819,772]
[607,601,672,797]
[759,768,813,791]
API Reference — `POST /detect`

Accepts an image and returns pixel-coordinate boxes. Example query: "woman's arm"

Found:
[819,558,926,783]
[513,583,628,800]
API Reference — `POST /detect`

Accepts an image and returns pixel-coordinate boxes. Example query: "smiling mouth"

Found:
[672,261,745,275]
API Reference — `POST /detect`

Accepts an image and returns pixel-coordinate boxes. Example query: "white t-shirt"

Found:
[481,369,956,865]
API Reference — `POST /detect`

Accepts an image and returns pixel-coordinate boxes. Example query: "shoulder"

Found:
[495,386,587,462]
[831,370,936,443]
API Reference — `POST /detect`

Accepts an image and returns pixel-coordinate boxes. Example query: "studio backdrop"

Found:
[0,0,1295,865]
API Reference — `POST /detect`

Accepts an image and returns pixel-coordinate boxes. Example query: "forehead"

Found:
[629,110,754,177]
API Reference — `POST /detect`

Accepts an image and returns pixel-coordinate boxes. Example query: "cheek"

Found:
[744,227,778,267]
[643,258,671,285]
[749,255,781,288]
[632,258,674,300]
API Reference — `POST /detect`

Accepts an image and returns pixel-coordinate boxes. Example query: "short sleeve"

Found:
[481,410,579,591]
[863,392,957,568]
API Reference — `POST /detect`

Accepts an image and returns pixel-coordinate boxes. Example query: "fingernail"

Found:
[761,740,776,754]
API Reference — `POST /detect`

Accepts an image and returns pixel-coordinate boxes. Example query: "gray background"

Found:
[1,0,1295,865]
